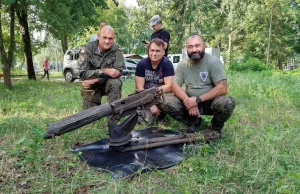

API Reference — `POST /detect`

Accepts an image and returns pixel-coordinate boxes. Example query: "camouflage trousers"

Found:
[160,93,236,132]
[80,78,122,110]
[137,93,168,125]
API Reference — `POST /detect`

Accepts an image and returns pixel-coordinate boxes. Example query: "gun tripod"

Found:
[108,111,220,151]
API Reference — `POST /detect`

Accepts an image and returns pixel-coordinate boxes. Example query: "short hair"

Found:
[101,25,115,34]
[187,34,205,42]
[99,21,106,26]
[148,38,165,50]
[97,25,115,39]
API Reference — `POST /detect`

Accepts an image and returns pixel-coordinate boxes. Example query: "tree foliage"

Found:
[1,0,300,87]
[38,0,107,54]
[125,0,300,67]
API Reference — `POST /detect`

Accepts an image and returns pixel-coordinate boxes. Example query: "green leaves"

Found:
[125,0,300,66]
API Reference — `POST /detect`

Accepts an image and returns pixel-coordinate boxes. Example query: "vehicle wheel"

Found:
[64,70,75,82]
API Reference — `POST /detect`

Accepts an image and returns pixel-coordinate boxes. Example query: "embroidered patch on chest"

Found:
[200,72,208,81]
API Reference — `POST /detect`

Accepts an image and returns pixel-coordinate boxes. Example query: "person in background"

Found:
[41,57,50,80]
[90,21,107,42]
[144,15,170,57]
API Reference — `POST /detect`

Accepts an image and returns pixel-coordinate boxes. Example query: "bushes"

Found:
[229,58,271,72]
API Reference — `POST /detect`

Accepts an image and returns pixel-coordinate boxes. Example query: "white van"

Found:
[63,49,80,82]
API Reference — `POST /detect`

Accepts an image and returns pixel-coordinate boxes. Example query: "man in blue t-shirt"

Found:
[135,38,174,124]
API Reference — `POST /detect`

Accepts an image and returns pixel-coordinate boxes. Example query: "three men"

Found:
[78,25,235,136]
[162,35,235,135]
[78,26,124,110]
[135,38,174,124]
[145,15,170,57]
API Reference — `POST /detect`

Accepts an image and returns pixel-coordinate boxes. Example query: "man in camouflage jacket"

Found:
[78,26,124,110]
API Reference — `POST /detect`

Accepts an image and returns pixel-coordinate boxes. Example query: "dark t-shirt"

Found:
[151,28,170,57]
[135,56,175,89]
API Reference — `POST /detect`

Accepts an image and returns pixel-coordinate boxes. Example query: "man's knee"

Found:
[81,88,101,110]
[80,88,101,102]
[137,109,156,125]
[160,93,185,113]
[105,79,122,92]
[211,95,235,115]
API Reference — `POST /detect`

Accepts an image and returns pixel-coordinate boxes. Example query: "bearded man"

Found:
[162,35,235,137]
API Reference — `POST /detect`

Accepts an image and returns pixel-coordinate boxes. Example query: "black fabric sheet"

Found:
[72,127,201,180]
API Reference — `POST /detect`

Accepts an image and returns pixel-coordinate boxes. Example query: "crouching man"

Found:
[162,35,235,136]
[135,38,175,124]
[78,26,124,110]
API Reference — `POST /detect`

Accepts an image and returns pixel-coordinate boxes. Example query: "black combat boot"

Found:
[209,117,224,139]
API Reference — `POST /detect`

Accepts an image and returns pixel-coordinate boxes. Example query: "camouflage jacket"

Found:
[77,41,124,80]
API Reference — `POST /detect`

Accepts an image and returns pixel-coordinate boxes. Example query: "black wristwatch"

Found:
[196,96,202,105]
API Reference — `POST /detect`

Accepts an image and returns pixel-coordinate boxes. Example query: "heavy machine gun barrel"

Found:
[44,87,163,139]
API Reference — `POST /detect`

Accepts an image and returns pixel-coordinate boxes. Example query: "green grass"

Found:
[10,70,64,79]
[1,71,300,193]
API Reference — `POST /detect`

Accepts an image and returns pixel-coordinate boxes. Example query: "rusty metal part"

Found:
[117,133,205,152]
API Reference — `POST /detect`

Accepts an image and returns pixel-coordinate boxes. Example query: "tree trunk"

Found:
[8,4,15,67]
[228,31,232,66]
[266,4,273,66]
[278,59,283,70]
[61,34,68,54]
[0,3,13,89]
[16,3,36,80]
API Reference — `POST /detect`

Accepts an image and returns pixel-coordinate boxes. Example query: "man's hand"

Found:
[150,105,161,116]
[104,68,120,78]
[82,79,99,89]
[188,106,200,117]
[183,96,198,110]
[144,41,150,49]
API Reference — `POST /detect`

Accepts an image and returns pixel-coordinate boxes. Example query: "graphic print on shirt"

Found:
[200,72,208,82]
[144,67,163,89]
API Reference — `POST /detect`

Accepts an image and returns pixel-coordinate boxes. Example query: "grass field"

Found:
[1,70,300,193]
[10,70,64,79]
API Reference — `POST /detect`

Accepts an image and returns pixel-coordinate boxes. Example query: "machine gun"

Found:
[44,87,220,150]
[44,87,164,146]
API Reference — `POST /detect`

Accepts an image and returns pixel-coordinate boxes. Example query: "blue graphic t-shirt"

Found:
[135,56,175,89]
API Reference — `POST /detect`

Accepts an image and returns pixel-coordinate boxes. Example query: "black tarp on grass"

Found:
[72,127,202,180]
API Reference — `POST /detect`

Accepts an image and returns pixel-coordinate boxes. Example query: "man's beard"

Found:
[188,51,205,61]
